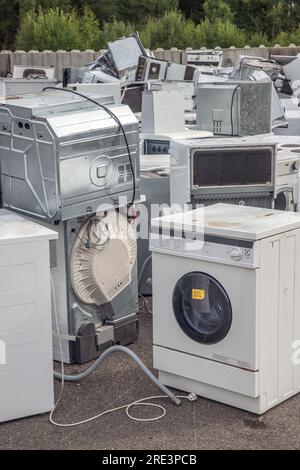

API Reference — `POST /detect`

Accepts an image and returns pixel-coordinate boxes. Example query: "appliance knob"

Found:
[292,161,299,171]
[229,247,243,261]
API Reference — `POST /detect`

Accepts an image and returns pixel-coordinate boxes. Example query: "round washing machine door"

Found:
[173,272,232,345]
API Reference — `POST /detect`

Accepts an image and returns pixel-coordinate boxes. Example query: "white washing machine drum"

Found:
[173,272,232,345]
[71,212,137,306]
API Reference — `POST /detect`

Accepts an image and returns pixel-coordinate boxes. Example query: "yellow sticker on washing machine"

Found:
[192,289,206,300]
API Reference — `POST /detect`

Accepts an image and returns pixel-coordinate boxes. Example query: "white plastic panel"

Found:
[0,218,56,422]
[154,346,260,398]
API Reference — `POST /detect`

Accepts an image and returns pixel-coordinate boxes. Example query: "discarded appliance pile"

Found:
[1,33,300,429]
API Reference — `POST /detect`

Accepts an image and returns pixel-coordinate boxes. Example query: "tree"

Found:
[227,0,273,37]
[71,0,178,24]
[0,0,20,49]
[0,0,72,49]
[16,6,100,51]
[19,0,71,16]
[79,5,102,50]
[269,0,300,38]
[178,0,205,22]
[203,0,233,23]
[141,10,197,49]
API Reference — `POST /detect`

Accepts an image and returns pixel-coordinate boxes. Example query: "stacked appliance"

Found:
[136,56,198,82]
[150,203,300,414]
[243,134,300,212]
[275,142,300,211]
[141,87,213,155]
[0,90,141,364]
[148,80,196,114]
[196,80,272,136]
[170,137,276,209]
[186,50,223,68]
[0,65,57,98]
[138,151,171,296]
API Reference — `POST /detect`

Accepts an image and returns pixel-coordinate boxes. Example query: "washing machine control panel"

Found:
[150,232,257,268]
[229,247,243,261]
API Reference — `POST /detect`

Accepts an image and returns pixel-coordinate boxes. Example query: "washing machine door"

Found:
[173,272,232,345]
[275,189,295,212]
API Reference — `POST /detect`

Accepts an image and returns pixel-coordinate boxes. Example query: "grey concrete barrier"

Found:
[1,47,300,78]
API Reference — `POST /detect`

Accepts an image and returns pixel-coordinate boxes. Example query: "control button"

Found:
[96,165,107,179]
[229,247,243,261]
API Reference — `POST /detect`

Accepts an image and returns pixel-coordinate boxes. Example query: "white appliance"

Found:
[186,50,223,67]
[165,63,199,81]
[148,80,196,113]
[170,137,277,208]
[248,70,286,128]
[197,80,272,136]
[136,56,168,82]
[0,209,57,423]
[141,89,186,135]
[0,79,57,97]
[82,69,121,84]
[150,203,300,414]
[142,130,212,155]
[275,145,300,211]
[66,83,121,104]
[13,65,56,79]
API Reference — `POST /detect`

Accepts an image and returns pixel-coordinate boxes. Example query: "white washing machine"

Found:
[150,204,300,414]
[275,144,300,211]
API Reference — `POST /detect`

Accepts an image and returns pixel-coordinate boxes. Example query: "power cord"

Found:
[230,85,239,136]
[50,393,197,428]
[43,87,136,207]
[139,294,153,315]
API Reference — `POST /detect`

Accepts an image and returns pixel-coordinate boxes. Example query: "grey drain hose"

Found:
[54,345,181,406]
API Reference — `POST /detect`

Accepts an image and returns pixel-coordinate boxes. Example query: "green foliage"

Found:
[71,0,178,24]
[203,0,233,23]
[98,19,136,48]
[79,5,101,50]
[141,11,196,50]
[275,26,300,47]
[246,31,270,48]
[16,7,100,51]
[269,0,300,38]
[3,0,300,51]
[139,11,246,49]
[20,0,71,16]
[194,19,246,48]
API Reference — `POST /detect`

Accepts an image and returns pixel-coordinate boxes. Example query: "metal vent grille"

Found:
[213,121,222,134]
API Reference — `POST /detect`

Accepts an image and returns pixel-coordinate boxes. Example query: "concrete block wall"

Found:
[0,49,106,79]
[1,46,300,79]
